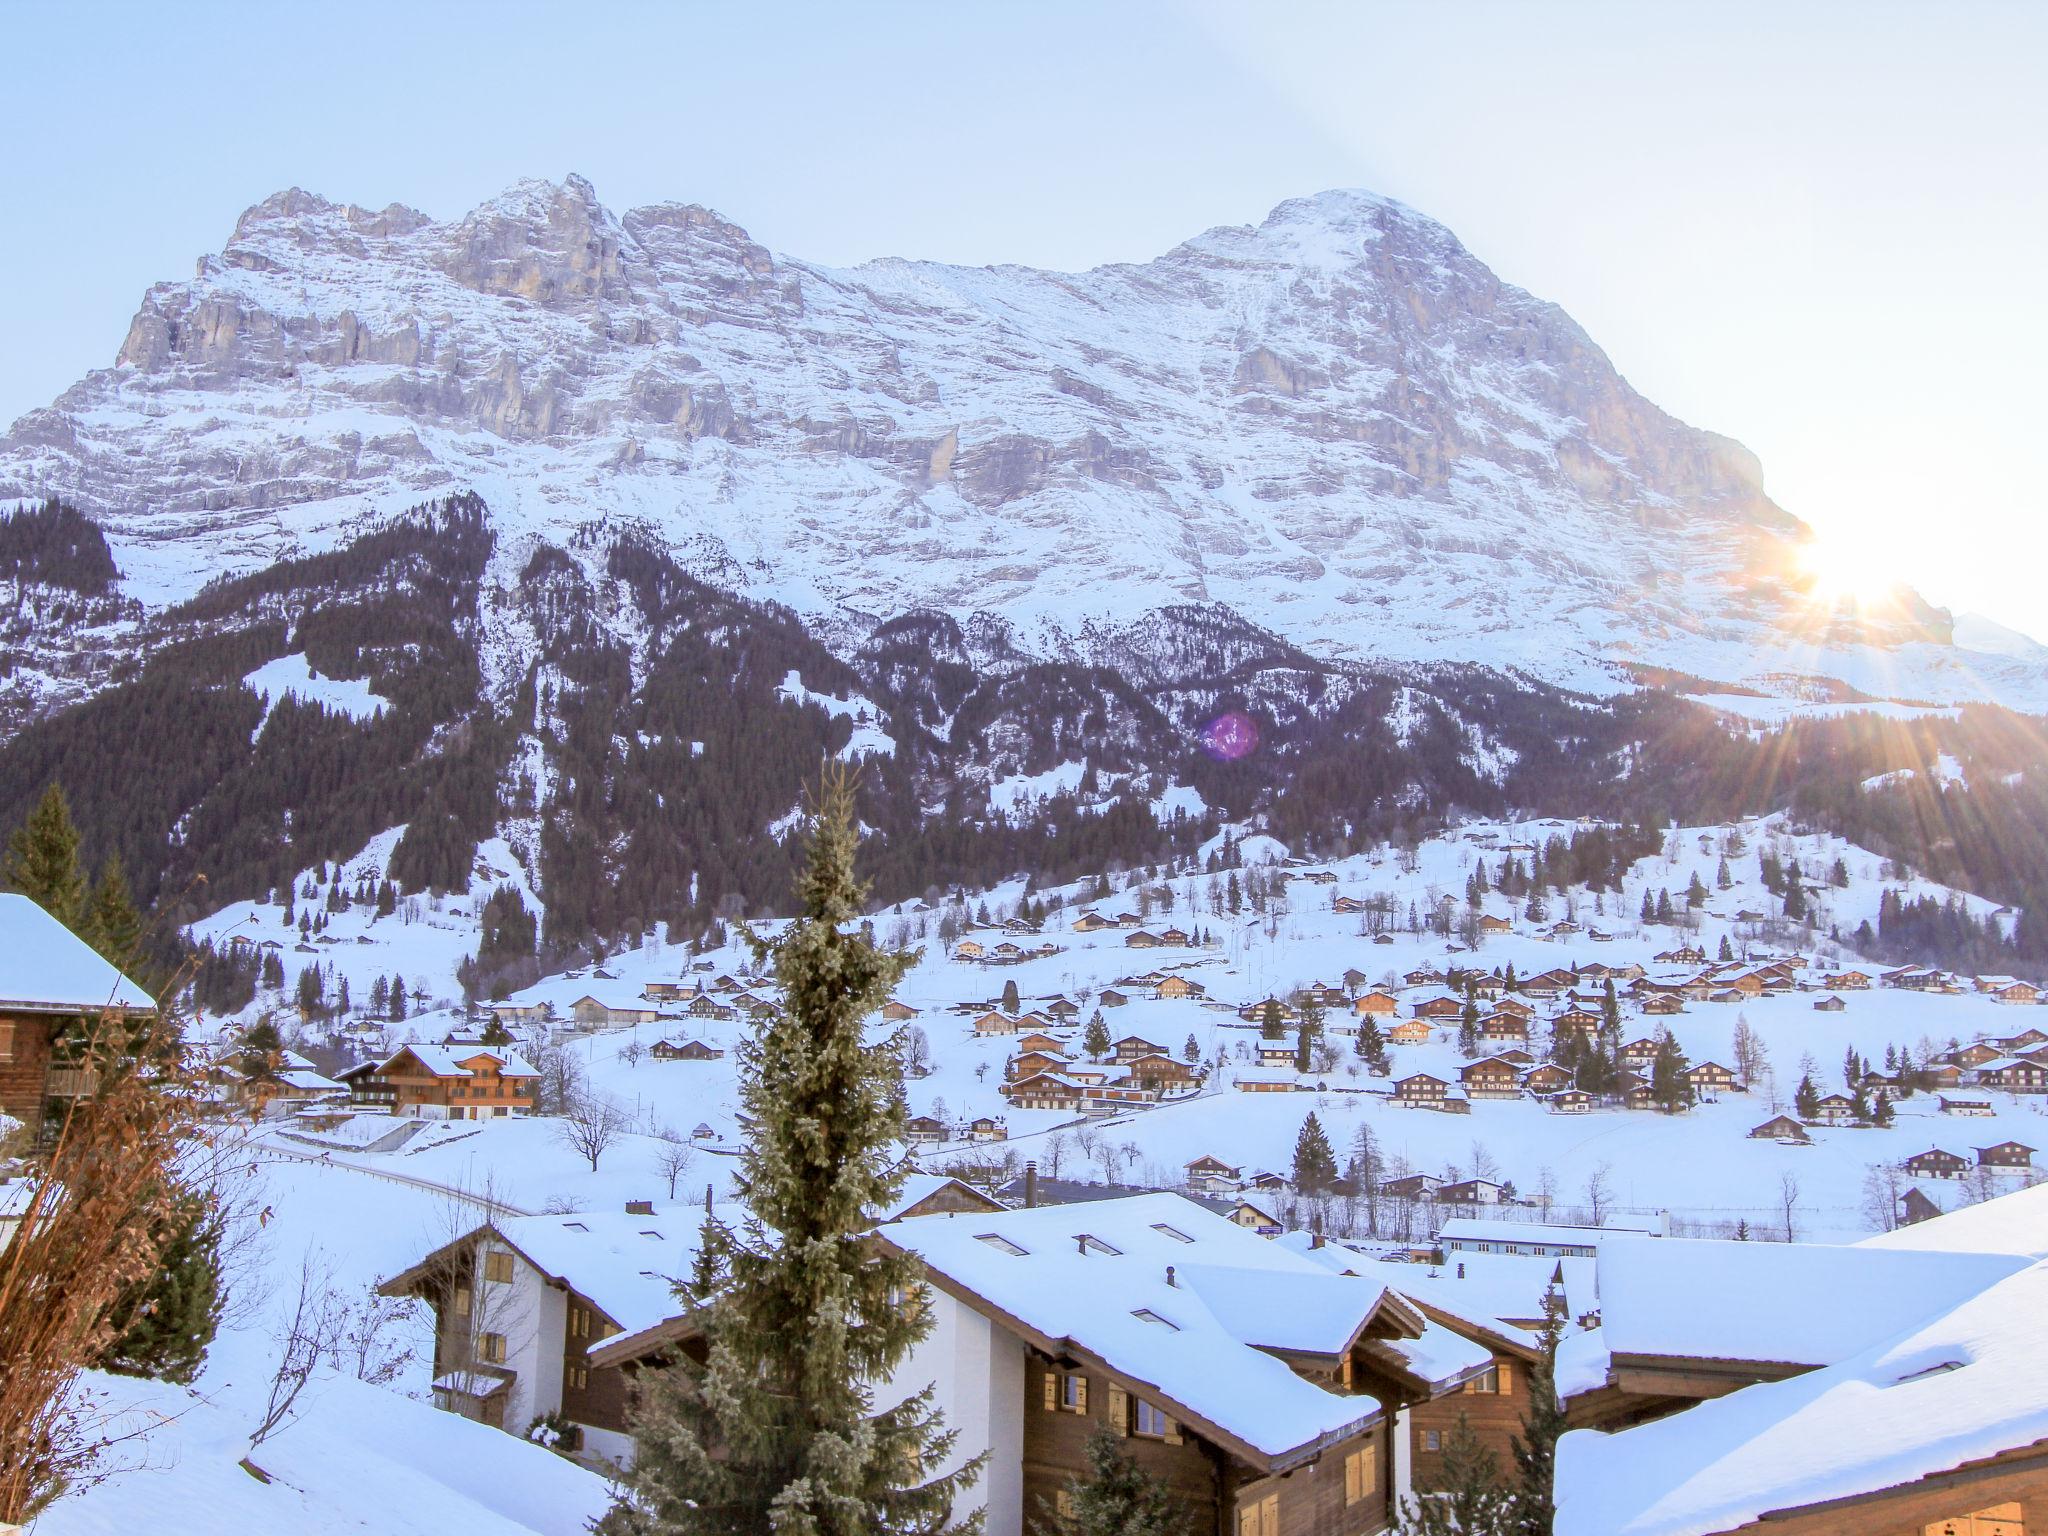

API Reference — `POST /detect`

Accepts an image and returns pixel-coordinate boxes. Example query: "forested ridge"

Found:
[4,494,2048,978]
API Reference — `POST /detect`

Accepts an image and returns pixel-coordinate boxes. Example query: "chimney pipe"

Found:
[1166,1265,1177,1288]
[1025,1160,1038,1209]
[1457,1262,1466,1280]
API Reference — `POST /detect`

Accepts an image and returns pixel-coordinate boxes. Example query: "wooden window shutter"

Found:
[1498,1360,1514,1394]
[1362,1443,1376,1492]
[1107,1384,1128,1435]
[1260,1493,1279,1536]
[1163,1414,1182,1446]
[0,1020,13,1061]
[1074,1375,1088,1414]
[1344,1452,1360,1504]
[1043,1370,1057,1412]
[1238,1508,1259,1536]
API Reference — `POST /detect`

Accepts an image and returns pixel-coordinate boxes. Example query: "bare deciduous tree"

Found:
[1583,1161,1614,1226]
[250,1252,345,1449]
[1778,1171,1801,1242]
[560,1091,627,1172]
[0,1005,209,1522]
[653,1130,696,1199]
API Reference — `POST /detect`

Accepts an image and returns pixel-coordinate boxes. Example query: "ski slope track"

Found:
[4,175,2042,713]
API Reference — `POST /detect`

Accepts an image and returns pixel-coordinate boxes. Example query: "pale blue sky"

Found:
[4,1,2043,632]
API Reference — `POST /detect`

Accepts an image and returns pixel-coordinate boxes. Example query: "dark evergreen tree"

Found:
[1649,1033,1694,1113]
[1040,1426,1181,1536]
[1357,1015,1391,1075]
[1795,1073,1820,1119]
[1292,1111,1339,1194]
[1001,978,1020,1015]
[1259,999,1285,1041]
[94,1193,223,1385]
[82,854,145,971]
[607,771,979,1536]
[1082,1010,1111,1060]
[4,782,87,929]
[1400,1412,1515,1532]
[1509,1282,1568,1536]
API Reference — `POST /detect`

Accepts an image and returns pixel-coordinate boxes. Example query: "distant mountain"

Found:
[3,178,2044,956]
[2,175,2035,713]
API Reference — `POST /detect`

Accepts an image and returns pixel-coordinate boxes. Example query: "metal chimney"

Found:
[1024,1160,1038,1209]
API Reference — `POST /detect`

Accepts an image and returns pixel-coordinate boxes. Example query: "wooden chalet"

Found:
[1979,1059,2048,1093]
[1461,1058,1524,1101]
[1522,1064,1573,1095]
[1098,988,1130,1008]
[1004,1073,1082,1111]
[1749,1115,1811,1143]
[974,1010,1022,1036]
[649,1037,723,1061]
[1640,993,1685,1017]
[1154,975,1203,1001]
[0,894,158,1141]
[1544,1089,1595,1114]
[1686,1061,1738,1096]
[1123,930,1164,949]
[1811,994,1847,1012]
[1126,1053,1199,1092]
[1381,1173,1444,1201]
[1439,1178,1506,1206]
[1941,1096,1996,1117]
[1388,1019,1432,1045]
[966,1116,1008,1143]
[1978,1141,2036,1169]
[1352,991,1401,1017]
[360,1044,539,1120]
[1807,1093,1859,1125]
[904,1115,949,1146]
[1112,1035,1167,1063]
[1393,1073,1456,1109]
[1412,995,1466,1021]
[1903,1148,1969,1180]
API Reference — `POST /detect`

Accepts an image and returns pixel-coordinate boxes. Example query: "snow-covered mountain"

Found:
[4,174,2037,709]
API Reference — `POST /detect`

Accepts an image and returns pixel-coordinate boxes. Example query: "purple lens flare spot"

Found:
[1202,711,1259,761]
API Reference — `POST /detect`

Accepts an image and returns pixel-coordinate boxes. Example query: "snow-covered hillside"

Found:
[3,177,2039,710]
[208,814,2045,1249]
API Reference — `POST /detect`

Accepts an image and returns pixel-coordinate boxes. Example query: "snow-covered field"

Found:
[195,811,2040,1249]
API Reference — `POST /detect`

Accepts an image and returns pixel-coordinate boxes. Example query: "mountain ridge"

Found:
[3,174,2030,712]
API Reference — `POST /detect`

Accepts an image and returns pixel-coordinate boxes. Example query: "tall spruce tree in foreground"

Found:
[4,783,87,929]
[610,768,982,1536]
[1510,1281,1568,1536]
[1041,1427,1181,1536]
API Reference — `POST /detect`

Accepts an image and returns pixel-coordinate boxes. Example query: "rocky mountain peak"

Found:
[3,176,2039,711]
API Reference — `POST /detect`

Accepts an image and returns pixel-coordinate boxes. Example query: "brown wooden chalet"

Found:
[1352,991,1400,1017]
[865,1195,1505,1536]
[1749,1115,1811,1143]
[1460,1058,1524,1100]
[1412,996,1466,1021]
[1979,1059,2048,1092]
[650,1037,724,1061]
[1903,1147,1969,1180]
[0,894,158,1141]
[1522,1063,1573,1095]
[1112,1035,1167,1063]
[1978,1141,2036,1169]
[1393,1073,1452,1107]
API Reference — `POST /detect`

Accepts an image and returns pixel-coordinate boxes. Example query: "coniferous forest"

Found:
[5,494,2048,978]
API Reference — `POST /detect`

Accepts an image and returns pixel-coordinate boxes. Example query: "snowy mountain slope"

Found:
[3,175,2038,709]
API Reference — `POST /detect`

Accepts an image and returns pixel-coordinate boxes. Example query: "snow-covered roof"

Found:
[379,1043,538,1078]
[1556,1255,2048,1536]
[0,893,155,1013]
[878,1192,1401,1465]
[1594,1238,2025,1368]
[1861,1178,2048,1259]
[484,1204,744,1338]
[880,1173,992,1220]
[1438,1216,1661,1247]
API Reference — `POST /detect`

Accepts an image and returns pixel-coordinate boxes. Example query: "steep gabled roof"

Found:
[0,893,155,1013]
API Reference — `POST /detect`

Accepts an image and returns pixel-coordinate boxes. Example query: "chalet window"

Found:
[483,1250,514,1284]
[453,1286,472,1317]
[1134,1399,1172,1439]
[1423,1429,1442,1452]
[1149,1223,1194,1243]
[1238,1493,1279,1536]
[1463,1366,1501,1394]
[1343,1445,1376,1505]
[1922,1503,2026,1536]
[478,1332,507,1364]
[1061,1372,1088,1413]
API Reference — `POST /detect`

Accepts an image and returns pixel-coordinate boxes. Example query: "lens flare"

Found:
[1202,711,1259,761]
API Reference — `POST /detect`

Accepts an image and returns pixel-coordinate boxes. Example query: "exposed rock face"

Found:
[0,176,2027,705]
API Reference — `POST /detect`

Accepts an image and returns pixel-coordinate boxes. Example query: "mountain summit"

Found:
[0,176,2029,704]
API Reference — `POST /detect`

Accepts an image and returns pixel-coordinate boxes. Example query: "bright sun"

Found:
[1798,533,1900,606]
